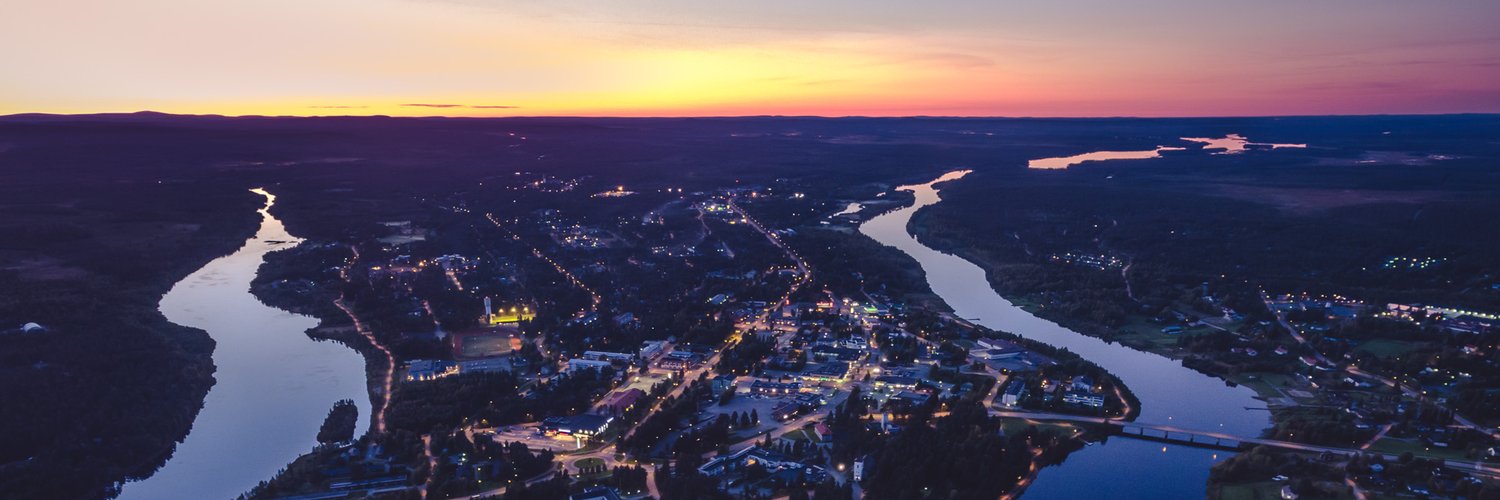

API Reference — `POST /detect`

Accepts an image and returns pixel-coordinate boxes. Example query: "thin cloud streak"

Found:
[401,104,519,109]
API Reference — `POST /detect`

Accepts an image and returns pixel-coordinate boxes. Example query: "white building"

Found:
[639,340,667,362]
[568,358,615,372]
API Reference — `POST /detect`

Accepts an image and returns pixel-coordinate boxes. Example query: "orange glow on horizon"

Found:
[3,0,1498,117]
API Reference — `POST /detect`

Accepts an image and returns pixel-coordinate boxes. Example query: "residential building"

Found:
[1071,375,1095,392]
[1062,390,1105,408]
[1001,381,1026,407]
[712,374,738,393]
[600,389,646,415]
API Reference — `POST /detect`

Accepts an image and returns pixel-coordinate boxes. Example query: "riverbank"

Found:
[0,184,265,499]
[860,170,1268,499]
[250,242,391,436]
[905,210,1295,406]
[118,190,372,500]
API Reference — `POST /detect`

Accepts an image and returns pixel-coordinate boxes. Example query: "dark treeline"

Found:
[386,368,615,433]
[316,400,359,445]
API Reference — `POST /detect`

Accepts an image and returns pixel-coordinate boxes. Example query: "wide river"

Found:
[860,170,1268,499]
[119,189,371,499]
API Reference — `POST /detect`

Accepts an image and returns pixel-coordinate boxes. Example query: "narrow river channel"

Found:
[860,170,1269,499]
[119,189,371,499]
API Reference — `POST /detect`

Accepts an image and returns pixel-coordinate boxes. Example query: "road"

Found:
[336,245,395,434]
[485,213,601,315]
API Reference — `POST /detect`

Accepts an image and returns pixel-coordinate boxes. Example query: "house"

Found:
[1042,381,1062,401]
[1002,381,1026,407]
[1062,390,1105,408]
[812,422,832,442]
[1071,375,1095,392]
[712,374,738,393]
[600,389,646,415]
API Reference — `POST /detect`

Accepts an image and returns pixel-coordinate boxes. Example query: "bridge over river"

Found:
[991,410,1500,478]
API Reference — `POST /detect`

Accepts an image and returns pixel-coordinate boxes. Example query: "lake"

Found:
[1029,135,1307,169]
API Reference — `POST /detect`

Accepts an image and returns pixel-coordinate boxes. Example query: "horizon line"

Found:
[3,109,1499,121]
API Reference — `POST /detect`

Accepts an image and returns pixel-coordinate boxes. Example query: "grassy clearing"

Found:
[1354,339,1421,358]
[995,417,1089,439]
[1235,372,1296,401]
[1366,437,1473,462]
[1217,481,1286,500]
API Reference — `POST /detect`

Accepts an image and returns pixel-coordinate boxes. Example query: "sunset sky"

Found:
[3,0,1498,117]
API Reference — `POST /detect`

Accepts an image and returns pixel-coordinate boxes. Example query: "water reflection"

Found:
[1029,134,1307,169]
[831,202,864,217]
[1182,134,1306,154]
[119,189,371,499]
[859,171,1266,498]
[1028,147,1187,169]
